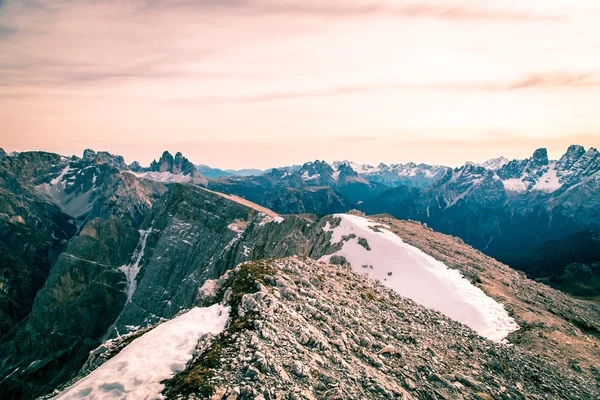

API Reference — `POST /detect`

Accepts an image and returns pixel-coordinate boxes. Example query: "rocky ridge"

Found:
[46,211,600,400]
[160,256,599,399]
[366,215,600,381]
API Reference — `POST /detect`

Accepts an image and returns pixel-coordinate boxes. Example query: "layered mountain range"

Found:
[0,147,599,398]
[204,145,600,298]
[3,145,599,300]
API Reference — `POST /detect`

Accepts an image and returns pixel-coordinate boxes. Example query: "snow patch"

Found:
[130,171,206,185]
[502,178,527,193]
[301,171,320,181]
[36,165,97,220]
[533,167,562,193]
[54,304,230,400]
[119,228,152,302]
[482,157,509,170]
[321,214,519,342]
[258,213,284,226]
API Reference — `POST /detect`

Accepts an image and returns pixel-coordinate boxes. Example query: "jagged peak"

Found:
[481,156,509,170]
[128,161,143,172]
[80,149,127,169]
[565,144,586,156]
[149,150,197,175]
[82,148,96,159]
[531,148,549,165]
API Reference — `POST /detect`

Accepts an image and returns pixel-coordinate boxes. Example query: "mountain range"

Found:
[4,145,600,299]
[206,145,600,298]
[0,145,599,398]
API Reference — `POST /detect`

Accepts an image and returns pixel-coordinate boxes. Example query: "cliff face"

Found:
[0,183,334,399]
[109,184,333,336]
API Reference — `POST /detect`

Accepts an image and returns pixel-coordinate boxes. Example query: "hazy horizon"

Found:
[1,142,595,171]
[2,0,600,168]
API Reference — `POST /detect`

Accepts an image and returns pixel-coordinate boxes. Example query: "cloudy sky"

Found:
[1,0,599,168]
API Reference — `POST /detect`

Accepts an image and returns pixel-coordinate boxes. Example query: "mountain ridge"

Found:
[1,148,600,398]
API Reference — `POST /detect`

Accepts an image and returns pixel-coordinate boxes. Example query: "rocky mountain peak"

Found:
[149,150,197,175]
[80,149,127,169]
[337,162,358,177]
[298,160,334,182]
[127,161,143,172]
[554,145,600,183]
[82,149,96,160]
[96,151,127,169]
[531,148,549,166]
[481,156,509,170]
[564,144,586,159]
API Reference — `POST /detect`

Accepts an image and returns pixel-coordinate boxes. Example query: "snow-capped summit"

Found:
[481,156,509,170]
[331,160,378,174]
[330,160,448,188]
[297,160,336,186]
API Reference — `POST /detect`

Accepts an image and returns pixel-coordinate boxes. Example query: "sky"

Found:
[1,0,599,169]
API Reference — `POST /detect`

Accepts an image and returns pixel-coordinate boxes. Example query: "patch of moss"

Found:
[161,261,275,398]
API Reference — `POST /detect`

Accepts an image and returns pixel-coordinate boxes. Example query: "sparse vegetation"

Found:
[357,237,371,251]
[161,261,275,398]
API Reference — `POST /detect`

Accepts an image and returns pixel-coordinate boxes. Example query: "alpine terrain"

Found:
[0,148,599,399]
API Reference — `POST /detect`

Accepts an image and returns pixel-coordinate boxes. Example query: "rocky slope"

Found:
[0,181,335,399]
[51,249,600,399]
[500,229,600,299]
[2,145,600,399]
[0,149,167,398]
[41,209,600,399]
[367,215,600,382]
[157,256,598,399]
[0,149,166,337]
[0,187,74,336]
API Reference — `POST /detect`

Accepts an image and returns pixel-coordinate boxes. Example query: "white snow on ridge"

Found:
[502,163,563,193]
[54,304,230,400]
[482,157,509,170]
[36,165,96,220]
[502,178,527,193]
[321,214,519,342]
[533,166,562,193]
[131,171,195,184]
[301,171,320,181]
